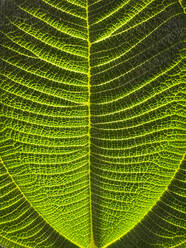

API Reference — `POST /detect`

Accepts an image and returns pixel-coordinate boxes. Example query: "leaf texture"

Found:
[0,0,185,248]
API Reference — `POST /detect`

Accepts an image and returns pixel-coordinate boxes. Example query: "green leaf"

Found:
[0,0,185,248]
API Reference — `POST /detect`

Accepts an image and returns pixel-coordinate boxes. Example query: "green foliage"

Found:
[0,0,185,247]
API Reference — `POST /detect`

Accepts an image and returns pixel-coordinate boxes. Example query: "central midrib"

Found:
[86,1,96,248]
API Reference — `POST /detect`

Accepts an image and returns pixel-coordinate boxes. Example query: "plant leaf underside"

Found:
[0,0,185,248]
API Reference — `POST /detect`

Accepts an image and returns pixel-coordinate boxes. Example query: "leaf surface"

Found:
[0,0,185,248]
